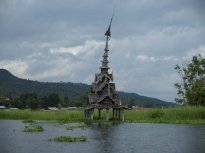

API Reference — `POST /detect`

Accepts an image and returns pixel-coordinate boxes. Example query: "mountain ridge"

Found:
[0,69,175,107]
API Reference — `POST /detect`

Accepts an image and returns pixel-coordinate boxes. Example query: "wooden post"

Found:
[86,110,89,119]
[90,109,94,120]
[85,110,88,119]
[112,108,115,119]
[98,109,101,119]
[116,108,118,119]
[118,109,121,119]
[121,109,124,122]
[106,109,109,121]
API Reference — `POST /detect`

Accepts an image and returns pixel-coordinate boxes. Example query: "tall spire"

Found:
[85,12,126,122]
[101,14,114,73]
[105,13,114,37]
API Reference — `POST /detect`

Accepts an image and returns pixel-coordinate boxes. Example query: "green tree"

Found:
[19,92,38,109]
[27,97,38,110]
[39,96,49,109]
[174,54,205,105]
[60,96,70,107]
[47,93,60,107]
[10,97,22,108]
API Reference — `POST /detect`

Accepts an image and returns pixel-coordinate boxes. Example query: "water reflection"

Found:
[89,122,121,153]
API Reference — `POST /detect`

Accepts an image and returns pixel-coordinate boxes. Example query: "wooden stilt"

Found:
[98,109,101,119]
[106,109,109,121]
[112,108,115,119]
[121,109,124,122]
[118,109,121,119]
[86,110,88,119]
[85,110,88,119]
[116,108,118,119]
[90,109,94,120]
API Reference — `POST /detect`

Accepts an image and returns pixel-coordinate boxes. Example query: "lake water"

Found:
[0,120,205,153]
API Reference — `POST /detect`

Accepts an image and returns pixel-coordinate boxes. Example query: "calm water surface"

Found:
[0,120,205,153]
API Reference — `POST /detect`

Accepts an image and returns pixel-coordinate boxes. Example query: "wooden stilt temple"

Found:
[84,16,127,121]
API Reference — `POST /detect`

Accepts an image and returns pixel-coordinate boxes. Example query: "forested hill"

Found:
[0,69,175,107]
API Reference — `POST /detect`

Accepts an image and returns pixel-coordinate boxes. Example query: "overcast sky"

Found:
[0,0,205,102]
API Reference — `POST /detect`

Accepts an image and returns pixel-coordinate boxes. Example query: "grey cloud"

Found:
[1,0,205,102]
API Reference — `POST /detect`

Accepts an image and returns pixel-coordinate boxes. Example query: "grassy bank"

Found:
[0,110,85,122]
[125,106,205,124]
[0,106,205,124]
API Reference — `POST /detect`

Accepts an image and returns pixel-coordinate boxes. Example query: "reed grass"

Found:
[0,110,85,122]
[0,106,205,124]
[125,106,205,124]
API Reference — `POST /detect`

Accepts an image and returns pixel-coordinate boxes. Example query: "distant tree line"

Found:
[0,92,88,110]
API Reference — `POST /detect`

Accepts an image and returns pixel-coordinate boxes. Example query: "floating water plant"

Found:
[23,123,44,132]
[77,125,88,130]
[98,122,113,128]
[48,136,87,142]
[66,124,88,130]
[22,120,36,123]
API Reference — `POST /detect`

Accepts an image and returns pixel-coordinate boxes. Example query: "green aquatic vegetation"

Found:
[22,119,36,123]
[66,126,75,130]
[66,124,88,130]
[77,125,88,130]
[48,136,87,142]
[23,123,44,132]
[98,121,113,128]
